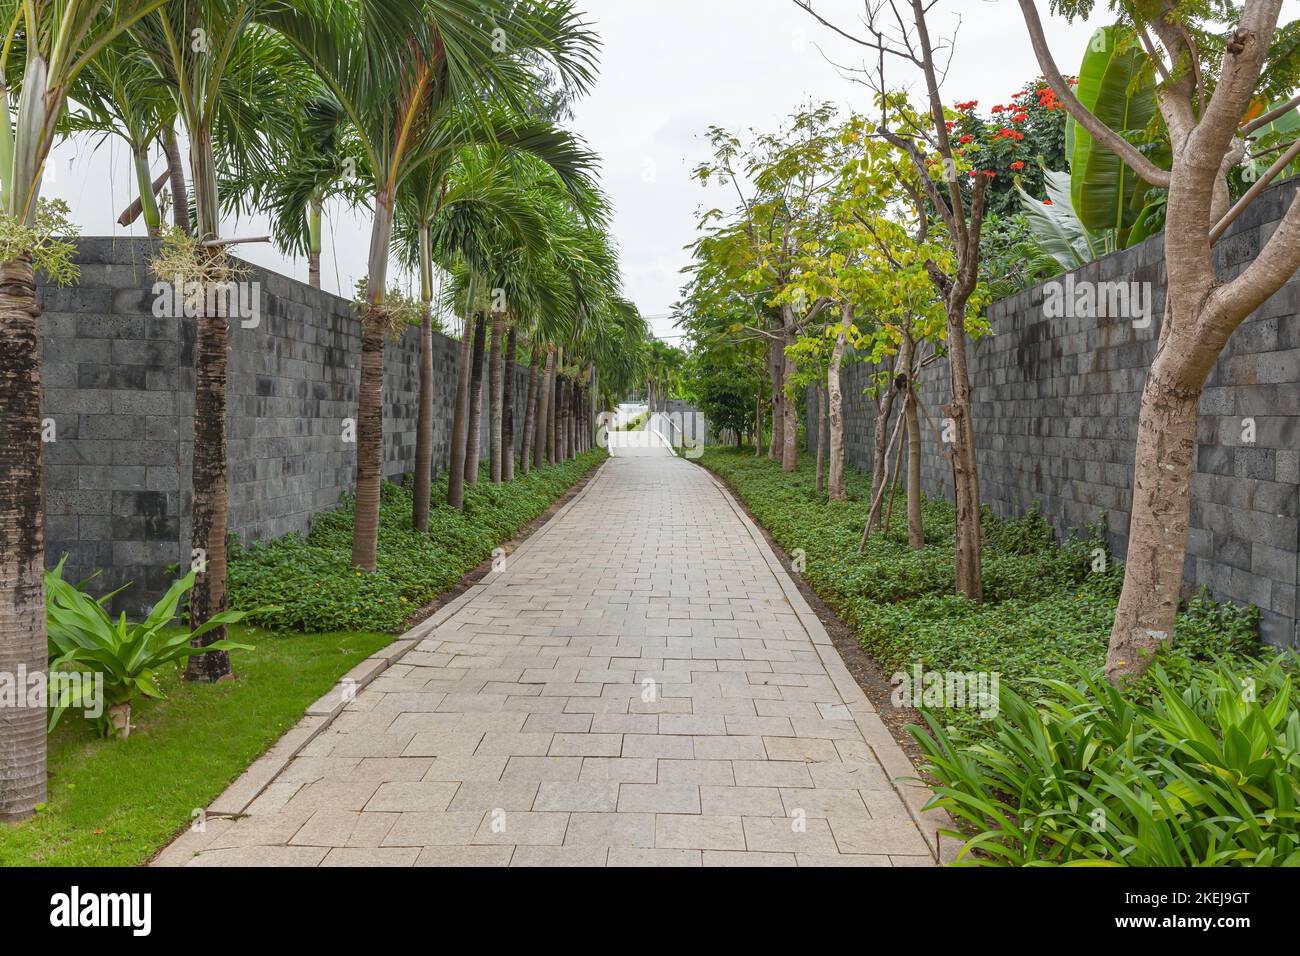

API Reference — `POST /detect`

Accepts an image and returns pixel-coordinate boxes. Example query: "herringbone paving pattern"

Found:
[172,455,932,866]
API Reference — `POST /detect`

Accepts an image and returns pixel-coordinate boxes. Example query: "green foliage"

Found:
[1016,167,1101,271]
[1069,26,1161,237]
[229,451,604,633]
[0,199,80,285]
[912,653,1300,866]
[698,448,1257,730]
[44,559,256,736]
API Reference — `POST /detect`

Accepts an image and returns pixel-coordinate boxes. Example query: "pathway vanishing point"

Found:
[158,448,939,867]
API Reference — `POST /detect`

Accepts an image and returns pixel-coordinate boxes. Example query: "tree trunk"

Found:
[117,169,169,228]
[447,308,474,509]
[0,254,47,821]
[534,348,554,470]
[768,341,784,461]
[904,392,924,550]
[781,332,798,473]
[131,146,162,237]
[868,382,897,530]
[308,196,323,290]
[186,133,233,678]
[548,358,559,465]
[828,323,847,501]
[503,326,517,481]
[464,314,487,487]
[901,334,924,550]
[568,380,578,459]
[1105,357,1203,681]
[945,300,983,602]
[558,378,570,461]
[185,281,233,679]
[163,126,191,233]
[412,225,434,533]
[520,347,539,476]
[348,189,394,575]
[814,385,826,493]
[754,389,763,458]
[489,313,504,484]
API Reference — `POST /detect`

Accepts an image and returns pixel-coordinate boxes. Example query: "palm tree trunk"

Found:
[185,130,233,679]
[185,287,233,679]
[412,224,434,533]
[131,145,162,237]
[448,307,474,509]
[163,126,191,233]
[556,379,566,463]
[520,347,539,477]
[547,360,559,465]
[503,326,517,481]
[489,314,504,484]
[0,254,47,821]
[348,189,394,574]
[308,196,323,290]
[464,314,487,486]
[534,347,554,470]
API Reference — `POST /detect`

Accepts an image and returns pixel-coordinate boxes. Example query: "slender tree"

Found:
[0,0,168,822]
[1018,0,1300,680]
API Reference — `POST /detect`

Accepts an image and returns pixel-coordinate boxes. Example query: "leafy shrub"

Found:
[698,448,1257,727]
[912,653,1300,866]
[45,559,254,737]
[229,452,603,633]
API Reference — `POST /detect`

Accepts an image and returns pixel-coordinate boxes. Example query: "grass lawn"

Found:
[0,625,390,867]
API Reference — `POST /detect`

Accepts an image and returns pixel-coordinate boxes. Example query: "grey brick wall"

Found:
[810,176,1300,648]
[41,238,534,614]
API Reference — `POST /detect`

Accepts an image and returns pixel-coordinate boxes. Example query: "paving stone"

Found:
[365,781,459,813]
[654,814,745,851]
[175,455,931,868]
[617,783,701,814]
[564,812,656,848]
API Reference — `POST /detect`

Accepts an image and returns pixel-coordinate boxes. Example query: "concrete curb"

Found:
[699,466,955,866]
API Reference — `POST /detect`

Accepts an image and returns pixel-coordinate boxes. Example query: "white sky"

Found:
[43,0,1299,342]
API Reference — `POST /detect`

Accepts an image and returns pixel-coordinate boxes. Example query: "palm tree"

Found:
[0,0,169,822]
[132,4,308,681]
[223,90,366,289]
[262,0,597,568]
[66,38,175,236]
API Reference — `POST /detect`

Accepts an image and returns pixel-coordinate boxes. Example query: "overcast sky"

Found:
[43,0,1298,342]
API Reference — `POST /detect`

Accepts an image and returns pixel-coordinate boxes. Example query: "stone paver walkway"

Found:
[164,454,936,867]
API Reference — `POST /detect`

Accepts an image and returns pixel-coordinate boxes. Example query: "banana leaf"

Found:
[1068,26,1160,237]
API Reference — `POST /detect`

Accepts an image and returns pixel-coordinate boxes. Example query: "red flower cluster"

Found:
[954,100,978,111]
[995,127,1025,141]
[959,134,974,144]
[1010,160,1025,171]
[1036,86,1058,110]
[1011,112,1029,123]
